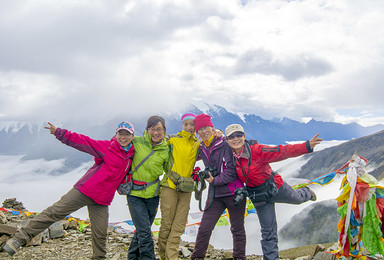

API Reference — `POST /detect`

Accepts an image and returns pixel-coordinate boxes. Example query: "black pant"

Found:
[126,195,160,260]
[191,195,246,259]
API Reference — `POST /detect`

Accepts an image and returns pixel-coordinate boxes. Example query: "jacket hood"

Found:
[179,130,198,140]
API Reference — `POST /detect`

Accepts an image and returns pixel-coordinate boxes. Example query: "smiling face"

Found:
[182,119,195,134]
[226,131,246,153]
[197,126,214,141]
[148,121,165,143]
[116,129,134,147]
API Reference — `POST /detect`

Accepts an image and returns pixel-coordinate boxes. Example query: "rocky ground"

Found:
[0,198,382,259]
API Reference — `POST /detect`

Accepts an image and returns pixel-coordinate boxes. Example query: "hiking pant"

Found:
[158,186,192,260]
[126,195,159,260]
[191,195,246,260]
[14,188,108,259]
[253,182,312,260]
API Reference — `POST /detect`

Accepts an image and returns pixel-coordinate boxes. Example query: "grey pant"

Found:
[252,182,312,260]
[14,188,109,259]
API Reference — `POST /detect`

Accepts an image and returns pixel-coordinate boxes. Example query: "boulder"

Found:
[26,232,43,246]
[2,198,27,211]
[0,211,7,224]
[312,244,326,257]
[48,221,66,239]
[180,246,192,257]
[313,252,336,260]
[0,224,17,236]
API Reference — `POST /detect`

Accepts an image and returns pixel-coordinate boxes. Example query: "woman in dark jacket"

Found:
[191,114,246,260]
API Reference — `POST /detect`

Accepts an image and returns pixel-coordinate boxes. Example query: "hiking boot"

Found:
[309,188,317,201]
[2,237,22,256]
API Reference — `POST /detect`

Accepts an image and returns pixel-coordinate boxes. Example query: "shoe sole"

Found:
[3,238,22,256]
[2,243,17,256]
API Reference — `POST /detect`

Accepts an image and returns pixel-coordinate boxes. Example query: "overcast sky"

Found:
[1,0,384,126]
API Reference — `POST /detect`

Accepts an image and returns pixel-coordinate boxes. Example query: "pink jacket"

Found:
[54,128,134,205]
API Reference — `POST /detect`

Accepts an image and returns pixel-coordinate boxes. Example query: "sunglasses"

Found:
[227,132,244,140]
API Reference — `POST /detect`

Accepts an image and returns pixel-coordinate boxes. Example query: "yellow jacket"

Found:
[160,130,200,190]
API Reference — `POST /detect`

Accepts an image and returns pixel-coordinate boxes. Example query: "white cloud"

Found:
[0,155,133,223]
[0,0,384,126]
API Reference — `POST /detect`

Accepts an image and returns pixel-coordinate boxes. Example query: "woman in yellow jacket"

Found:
[158,113,200,260]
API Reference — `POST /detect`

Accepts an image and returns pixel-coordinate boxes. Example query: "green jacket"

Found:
[130,131,170,199]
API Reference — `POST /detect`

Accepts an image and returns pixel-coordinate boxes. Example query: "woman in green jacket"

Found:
[127,115,169,260]
[158,113,200,260]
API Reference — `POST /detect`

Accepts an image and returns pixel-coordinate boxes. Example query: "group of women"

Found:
[2,112,322,260]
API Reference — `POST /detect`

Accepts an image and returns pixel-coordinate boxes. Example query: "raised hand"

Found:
[214,129,223,138]
[309,133,322,149]
[44,122,57,135]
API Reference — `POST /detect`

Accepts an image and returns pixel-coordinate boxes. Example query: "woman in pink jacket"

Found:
[2,121,135,259]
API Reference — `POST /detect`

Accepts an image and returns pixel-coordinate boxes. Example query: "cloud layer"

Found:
[1,0,384,126]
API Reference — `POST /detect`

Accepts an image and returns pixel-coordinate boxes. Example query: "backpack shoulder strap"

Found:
[129,150,156,175]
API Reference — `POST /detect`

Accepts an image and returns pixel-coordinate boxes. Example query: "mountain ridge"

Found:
[0,104,383,171]
[297,130,384,180]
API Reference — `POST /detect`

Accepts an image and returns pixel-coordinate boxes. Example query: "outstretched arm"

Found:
[257,134,323,164]
[45,122,109,159]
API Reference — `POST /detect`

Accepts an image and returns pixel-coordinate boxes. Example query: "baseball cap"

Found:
[116,121,134,134]
[225,124,245,137]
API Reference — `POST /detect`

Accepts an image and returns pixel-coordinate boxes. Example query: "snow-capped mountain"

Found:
[0,104,383,171]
